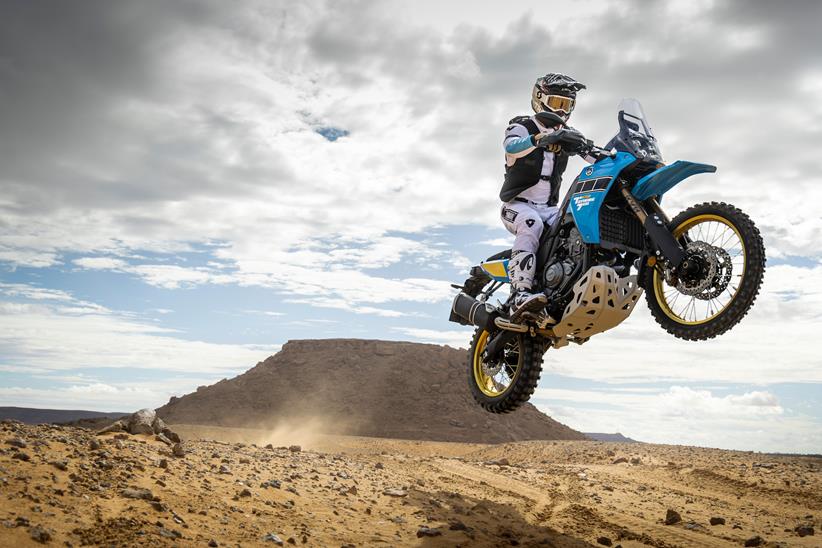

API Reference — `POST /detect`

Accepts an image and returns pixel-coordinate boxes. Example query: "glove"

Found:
[532,132,562,153]
[535,128,588,155]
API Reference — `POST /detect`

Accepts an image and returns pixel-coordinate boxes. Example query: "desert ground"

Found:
[1,420,819,547]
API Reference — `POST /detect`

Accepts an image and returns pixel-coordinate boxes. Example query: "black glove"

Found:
[534,128,588,155]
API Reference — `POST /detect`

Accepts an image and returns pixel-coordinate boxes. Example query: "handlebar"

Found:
[585,143,616,159]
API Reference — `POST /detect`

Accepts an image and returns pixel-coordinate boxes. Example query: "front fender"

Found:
[632,160,717,201]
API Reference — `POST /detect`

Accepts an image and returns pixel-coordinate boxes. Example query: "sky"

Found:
[1,0,820,453]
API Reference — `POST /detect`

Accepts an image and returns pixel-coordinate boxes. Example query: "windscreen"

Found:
[612,98,663,162]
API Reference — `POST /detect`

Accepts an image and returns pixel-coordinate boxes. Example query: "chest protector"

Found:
[499,116,568,205]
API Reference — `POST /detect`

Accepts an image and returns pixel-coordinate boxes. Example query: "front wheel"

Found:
[468,328,545,413]
[643,201,765,340]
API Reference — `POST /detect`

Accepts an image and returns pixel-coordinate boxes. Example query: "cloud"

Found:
[0,282,276,375]
[0,375,226,412]
[1,1,821,450]
[3,0,822,290]
[534,385,820,453]
[392,327,472,349]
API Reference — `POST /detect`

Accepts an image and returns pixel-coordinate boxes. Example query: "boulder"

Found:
[126,409,157,435]
[151,416,167,434]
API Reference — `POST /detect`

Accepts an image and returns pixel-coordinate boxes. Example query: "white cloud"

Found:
[392,327,472,349]
[534,385,820,453]
[0,283,275,376]
[0,375,232,412]
[73,257,128,270]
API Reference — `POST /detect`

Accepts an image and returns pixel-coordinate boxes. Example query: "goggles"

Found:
[542,94,575,114]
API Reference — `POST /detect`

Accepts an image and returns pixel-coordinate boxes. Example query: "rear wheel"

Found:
[467,328,545,413]
[643,201,765,340]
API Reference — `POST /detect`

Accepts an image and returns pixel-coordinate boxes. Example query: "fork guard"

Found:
[550,265,643,340]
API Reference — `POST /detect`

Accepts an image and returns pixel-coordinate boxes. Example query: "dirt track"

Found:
[1,421,819,547]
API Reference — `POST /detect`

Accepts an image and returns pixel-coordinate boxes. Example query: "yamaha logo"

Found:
[585,167,594,176]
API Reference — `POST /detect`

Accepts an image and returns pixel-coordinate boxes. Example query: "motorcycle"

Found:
[448,99,765,414]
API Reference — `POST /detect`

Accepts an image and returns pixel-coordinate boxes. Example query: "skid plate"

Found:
[551,266,643,340]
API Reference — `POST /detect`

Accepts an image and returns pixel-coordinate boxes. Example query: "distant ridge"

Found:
[585,432,640,443]
[157,339,588,444]
[0,407,127,425]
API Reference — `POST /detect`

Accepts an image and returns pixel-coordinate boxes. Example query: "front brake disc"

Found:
[676,242,718,297]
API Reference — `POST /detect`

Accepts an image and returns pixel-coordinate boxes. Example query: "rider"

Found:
[500,73,589,321]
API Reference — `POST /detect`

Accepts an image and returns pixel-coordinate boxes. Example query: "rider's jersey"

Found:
[503,117,557,203]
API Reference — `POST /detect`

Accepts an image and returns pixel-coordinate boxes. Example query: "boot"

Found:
[508,250,547,321]
[510,289,548,321]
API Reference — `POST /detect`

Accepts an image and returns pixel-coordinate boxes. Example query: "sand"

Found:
[1,421,819,547]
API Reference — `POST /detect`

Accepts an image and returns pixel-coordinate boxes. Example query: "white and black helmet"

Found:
[531,73,587,120]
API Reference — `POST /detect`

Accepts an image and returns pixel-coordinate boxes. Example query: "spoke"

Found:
[709,223,727,246]
[717,230,737,250]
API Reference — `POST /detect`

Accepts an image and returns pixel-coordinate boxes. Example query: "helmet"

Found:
[531,73,586,121]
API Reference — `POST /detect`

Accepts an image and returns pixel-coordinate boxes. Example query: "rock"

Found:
[630,457,641,465]
[12,452,31,461]
[417,526,442,538]
[710,517,726,526]
[597,536,612,546]
[50,460,68,471]
[288,445,301,453]
[795,525,814,537]
[161,428,181,443]
[208,541,218,547]
[449,520,468,531]
[28,525,51,543]
[744,536,764,547]
[172,443,186,457]
[239,488,252,497]
[383,488,407,497]
[155,433,173,446]
[375,462,384,470]
[126,409,157,435]
[6,437,27,448]
[122,487,154,500]
[89,438,102,450]
[219,465,231,474]
[664,509,681,525]
[612,457,628,464]
[263,532,284,545]
[96,420,125,435]
[158,458,169,469]
[151,416,167,434]
[684,522,705,531]
[159,527,182,539]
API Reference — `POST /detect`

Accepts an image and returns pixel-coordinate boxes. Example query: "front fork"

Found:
[618,183,686,268]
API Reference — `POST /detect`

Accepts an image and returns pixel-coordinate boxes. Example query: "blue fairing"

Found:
[632,160,716,201]
[569,152,636,244]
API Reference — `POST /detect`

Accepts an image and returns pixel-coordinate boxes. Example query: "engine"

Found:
[542,227,586,303]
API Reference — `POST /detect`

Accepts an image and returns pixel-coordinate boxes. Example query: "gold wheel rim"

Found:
[653,213,747,325]
[473,330,521,397]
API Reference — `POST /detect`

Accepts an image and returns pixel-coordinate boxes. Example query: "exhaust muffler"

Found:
[449,292,498,332]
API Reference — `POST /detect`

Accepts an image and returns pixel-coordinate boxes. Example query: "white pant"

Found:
[500,200,560,291]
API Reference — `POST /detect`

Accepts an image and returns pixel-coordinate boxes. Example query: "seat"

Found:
[485,249,512,261]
